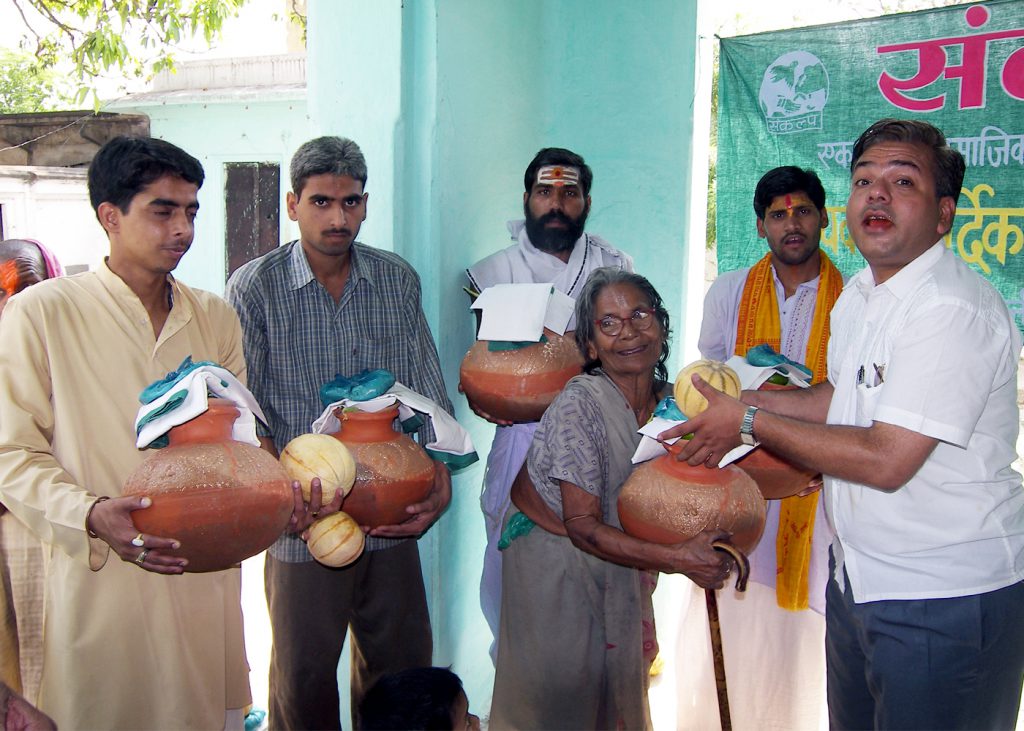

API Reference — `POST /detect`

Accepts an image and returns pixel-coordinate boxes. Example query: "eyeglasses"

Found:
[595,308,657,337]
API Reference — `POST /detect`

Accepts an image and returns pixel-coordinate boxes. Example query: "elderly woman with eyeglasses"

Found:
[489,268,733,731]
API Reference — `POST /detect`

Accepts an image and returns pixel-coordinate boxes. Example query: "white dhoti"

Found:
[479,422,537,661]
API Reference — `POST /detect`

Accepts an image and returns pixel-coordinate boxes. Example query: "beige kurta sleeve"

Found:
[215,294,247,385]
[0,295,105,569]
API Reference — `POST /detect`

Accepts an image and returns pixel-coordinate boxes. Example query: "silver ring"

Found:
[131,533,145,548]
[135,549,150,565]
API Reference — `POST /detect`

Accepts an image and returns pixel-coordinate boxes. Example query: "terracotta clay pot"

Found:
[734,382,820,500]
[459,329,584,422]
[331,406,435,528]
[618,455,766,554]
[123,398,293,572]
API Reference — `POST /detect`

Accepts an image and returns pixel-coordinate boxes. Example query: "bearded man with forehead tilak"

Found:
[465,147,633,661]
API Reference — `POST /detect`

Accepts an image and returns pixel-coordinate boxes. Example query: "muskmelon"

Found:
[280,433,356,504]
[674,359,741,418]
[307,511,365,567]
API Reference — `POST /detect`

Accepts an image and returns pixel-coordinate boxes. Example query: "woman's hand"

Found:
[559,481,737,588]
[659,529,735,589]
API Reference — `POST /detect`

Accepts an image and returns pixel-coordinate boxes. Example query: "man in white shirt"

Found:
[670,119,1024,729]
[695,166,841,729]
[464,148,633,659]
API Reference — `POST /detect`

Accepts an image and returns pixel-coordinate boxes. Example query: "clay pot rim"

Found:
[332,405,400,421]
[167,398,240,446]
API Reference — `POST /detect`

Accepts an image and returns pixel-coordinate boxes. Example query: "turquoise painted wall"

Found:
[307,0,702,719]
[109,96,313,295]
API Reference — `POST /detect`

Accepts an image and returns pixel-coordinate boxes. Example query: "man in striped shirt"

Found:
[226,136,453,731]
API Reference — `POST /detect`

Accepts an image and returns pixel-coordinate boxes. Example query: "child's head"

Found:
[359,667,480,730]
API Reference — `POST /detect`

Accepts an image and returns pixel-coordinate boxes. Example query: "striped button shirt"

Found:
[226,240,453,561]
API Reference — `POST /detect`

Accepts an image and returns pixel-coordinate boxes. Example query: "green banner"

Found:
[718,0,1024,332]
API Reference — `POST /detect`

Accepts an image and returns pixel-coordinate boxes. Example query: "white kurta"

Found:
[675,261,836,730]
[698,265,834,606]
[0,264,251,729]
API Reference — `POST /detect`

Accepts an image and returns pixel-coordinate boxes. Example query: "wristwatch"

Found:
[739,405,759,446]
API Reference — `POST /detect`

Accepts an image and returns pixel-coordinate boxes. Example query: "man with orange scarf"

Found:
[695,166,842,729]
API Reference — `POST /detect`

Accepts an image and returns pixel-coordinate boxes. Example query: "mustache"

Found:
[323,228,353,236]
[537,210,574,227]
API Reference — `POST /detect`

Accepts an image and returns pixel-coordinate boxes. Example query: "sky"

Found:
[708,0,966,36]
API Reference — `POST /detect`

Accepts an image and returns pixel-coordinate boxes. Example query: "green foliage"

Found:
[284,0,307,42]
[706,157,717,251]
[0,49,75,113]
[706,45,719,251]
[13,0,248,107]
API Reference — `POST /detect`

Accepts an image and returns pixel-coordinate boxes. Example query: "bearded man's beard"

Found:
[523,205,588,254]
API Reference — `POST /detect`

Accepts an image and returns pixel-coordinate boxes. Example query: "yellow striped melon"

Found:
[280,433,356,504]
[674,359,741,418]
[307,511,365,567]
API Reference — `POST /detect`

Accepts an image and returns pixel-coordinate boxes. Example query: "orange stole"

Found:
[735,252,843,610]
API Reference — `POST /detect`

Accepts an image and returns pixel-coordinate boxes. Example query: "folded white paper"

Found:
[470,283,575,340]
[543,289,575,334]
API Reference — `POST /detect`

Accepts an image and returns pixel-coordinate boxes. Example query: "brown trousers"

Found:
[265,541,432,730]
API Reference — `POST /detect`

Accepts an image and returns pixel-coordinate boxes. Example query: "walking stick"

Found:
[706,540,750,731]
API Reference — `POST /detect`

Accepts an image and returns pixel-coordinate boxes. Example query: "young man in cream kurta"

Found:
[0,137,251,729]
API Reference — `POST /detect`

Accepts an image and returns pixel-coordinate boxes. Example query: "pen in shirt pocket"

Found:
[872,363,885,386]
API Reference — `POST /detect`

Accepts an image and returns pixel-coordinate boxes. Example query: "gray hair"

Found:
[0,239,43,265]
[290,136,368,197]
[574,267,671,384]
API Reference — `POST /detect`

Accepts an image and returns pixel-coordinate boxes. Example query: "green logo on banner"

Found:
[759,51,830,134]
